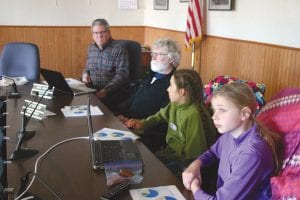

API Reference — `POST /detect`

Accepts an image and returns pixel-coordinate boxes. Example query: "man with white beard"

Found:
[116,38,181,153]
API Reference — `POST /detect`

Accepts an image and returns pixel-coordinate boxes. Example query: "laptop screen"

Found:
[40,68,74,94]
[40,68,96,96]
[86,96,96,169]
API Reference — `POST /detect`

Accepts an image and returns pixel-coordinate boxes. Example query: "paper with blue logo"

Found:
[61,105,103,117]
[93,128,139,141]
[129,185,186,200]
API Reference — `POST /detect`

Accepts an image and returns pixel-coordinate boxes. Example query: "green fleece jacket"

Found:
[141,102,210,160]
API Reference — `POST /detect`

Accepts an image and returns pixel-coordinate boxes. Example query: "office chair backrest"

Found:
[0,42,40,81]
[117,40,142,82]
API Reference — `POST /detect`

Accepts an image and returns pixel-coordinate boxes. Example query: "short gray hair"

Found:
[153,38,181,67]
[91,18,110,30]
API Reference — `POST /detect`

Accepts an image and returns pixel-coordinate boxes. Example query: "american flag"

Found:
[185,0,203,47]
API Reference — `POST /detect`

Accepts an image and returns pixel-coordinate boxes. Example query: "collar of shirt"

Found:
[94,38,113,52]
[153,72,168,80]
[150,72,169,84]
[232,123,258,145]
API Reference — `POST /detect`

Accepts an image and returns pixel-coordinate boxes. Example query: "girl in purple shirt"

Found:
[182,82,280,200]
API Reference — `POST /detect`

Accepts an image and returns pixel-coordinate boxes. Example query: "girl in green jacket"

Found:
[125,69,217,176]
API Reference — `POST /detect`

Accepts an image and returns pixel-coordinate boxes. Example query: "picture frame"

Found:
[179,0,189,2]
[153,0,169,10]
[208,0,232,10]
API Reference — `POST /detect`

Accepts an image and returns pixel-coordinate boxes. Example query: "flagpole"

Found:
[199,40,202,75]
[191,41,195,70]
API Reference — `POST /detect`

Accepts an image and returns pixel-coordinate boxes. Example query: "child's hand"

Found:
[182,159,202,190]
[117,115,129,123]
[125,119,143,130]
[190,178,201,194]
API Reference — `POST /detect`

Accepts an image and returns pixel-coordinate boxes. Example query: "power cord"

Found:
[34,172,62,200]
[18,171,31,196]
[14,136,89,200]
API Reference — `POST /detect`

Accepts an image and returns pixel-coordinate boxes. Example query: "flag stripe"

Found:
[189,7,199,37]
[185,0,203,47]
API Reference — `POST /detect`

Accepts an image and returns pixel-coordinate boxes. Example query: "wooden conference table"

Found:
[5,84,186,200]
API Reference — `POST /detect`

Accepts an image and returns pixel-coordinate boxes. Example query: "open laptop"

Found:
[86,97,143,170]
[40,68,96,96]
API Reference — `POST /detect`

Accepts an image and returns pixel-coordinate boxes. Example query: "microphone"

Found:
[16,91,39,141]
[1,75,21,98]
[10,87,50,161]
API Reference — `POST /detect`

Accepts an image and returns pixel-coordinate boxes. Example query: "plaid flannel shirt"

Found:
[85,40,129,93]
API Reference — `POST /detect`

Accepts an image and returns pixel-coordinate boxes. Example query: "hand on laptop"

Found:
[82,72,91,83]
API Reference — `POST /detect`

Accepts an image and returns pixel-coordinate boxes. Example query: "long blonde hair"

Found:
[213,82,281,174]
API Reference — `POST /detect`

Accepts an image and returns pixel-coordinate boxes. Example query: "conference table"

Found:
[4,83,189,200]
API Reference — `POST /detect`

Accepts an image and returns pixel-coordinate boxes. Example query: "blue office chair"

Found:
[0,42,40,81]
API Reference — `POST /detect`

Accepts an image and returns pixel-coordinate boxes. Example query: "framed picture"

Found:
[179,0,189,2]
[209,0,232,10]
[154,0,169,10]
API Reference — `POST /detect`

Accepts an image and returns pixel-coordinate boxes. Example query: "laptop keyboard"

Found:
[93,140,142,168]
[101,141,123,163]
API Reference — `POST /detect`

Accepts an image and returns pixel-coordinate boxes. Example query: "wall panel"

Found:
[0,26,145,79]
[200,36,300,100]
[1,26,299,100]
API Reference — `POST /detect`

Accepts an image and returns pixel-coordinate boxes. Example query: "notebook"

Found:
[40,68,96,96]
[86,97,143,170]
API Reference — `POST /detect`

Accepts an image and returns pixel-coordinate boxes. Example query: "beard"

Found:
[151,60,170,74]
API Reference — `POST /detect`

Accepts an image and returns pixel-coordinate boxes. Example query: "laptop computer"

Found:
[86,97,143,170]
[40,68,96,96]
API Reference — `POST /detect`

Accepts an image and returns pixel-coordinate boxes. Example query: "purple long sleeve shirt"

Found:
[195,123,274,200]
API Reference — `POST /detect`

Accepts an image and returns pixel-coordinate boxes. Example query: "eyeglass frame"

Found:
[92,30,108,36]
[151,51,169,57]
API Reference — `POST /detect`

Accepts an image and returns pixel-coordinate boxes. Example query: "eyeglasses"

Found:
[151,52,168,57]
[92,30,108,35]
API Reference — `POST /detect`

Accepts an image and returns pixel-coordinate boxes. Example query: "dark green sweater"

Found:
[141,102,215,160]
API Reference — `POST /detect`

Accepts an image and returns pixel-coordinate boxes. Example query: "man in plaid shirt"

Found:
[82,18,129,108]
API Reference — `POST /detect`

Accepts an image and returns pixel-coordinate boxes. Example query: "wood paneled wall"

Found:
[200,36,300,100]
[0,26,145,79]
[1,25,299,100]
[145,27,300,100]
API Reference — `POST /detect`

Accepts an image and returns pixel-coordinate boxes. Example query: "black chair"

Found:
[117,40,142,88]
[0,42,40,81]
[97,40,142,111]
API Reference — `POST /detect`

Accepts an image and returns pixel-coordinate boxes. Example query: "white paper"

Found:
[61,105,103,117]
[0,76,28,86]
[93,128,139,141]
[65,78,85,86]
[130,185,186,200]
[44,109,56,117]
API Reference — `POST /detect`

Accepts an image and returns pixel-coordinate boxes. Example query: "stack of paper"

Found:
[129,185,186,200]
[0,76,28,86]
[93,128,139,141]
[61,105,103,117]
